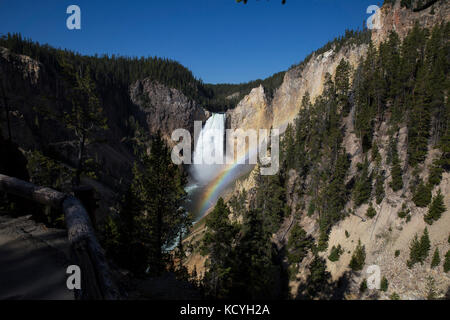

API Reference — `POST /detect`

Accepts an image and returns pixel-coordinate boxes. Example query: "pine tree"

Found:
[353,158,372,207]
[420,228,431,259]
[255,171,287,233]
[428,159,443,186]
[431,248,440,268]
[349,240,366,271]
[425,189,446,225]
[301,255,331,299]
[233,208,279,299]
[407,228,431,268]
[444,250,450,273]
[389,139,403,191]
[375,170,385,204]
[201,198,239,299]
[412,180,432,207]
[335,58,351,115]
[61,64,108,186]
[287,224,311,264]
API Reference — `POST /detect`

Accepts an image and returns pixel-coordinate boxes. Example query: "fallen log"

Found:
[0,174,119,300]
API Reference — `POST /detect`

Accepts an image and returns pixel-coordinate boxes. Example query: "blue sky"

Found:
[0,0,381,84]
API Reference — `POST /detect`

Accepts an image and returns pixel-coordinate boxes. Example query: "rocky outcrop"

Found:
[226,85,271,132]
[371,1,450,46]
[130,79,208,143]
[227,0,450,135]
[0,47,41,85]
[271,45,368,132]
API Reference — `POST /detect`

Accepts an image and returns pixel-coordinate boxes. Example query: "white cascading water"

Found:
[191,113,226,184]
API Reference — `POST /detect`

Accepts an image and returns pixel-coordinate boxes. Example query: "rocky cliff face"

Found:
[219,1,450,300]
[130,79,208,144]
[227,0,450,134]
[371,1,450,46]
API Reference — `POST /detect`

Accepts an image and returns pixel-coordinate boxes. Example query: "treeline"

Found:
[289,29,371,73]
[204,71,286,111]
[0,33,282,113]
[0,33,210,105]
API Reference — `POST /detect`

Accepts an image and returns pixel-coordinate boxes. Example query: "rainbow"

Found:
[194,151,256,219]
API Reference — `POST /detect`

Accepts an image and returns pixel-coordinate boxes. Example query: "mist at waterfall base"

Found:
[185,113,254,222]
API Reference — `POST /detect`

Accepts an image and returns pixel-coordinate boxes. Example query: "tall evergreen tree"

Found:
[200,198,239,299]
[424,189,446,225]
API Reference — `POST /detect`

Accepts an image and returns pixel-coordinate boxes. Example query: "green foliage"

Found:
[328,244,343,262]
[380,276,389,292]
[353,157,372,207]
[431,248,440,268]
[444,250,450,273]
[389,139,403,192]
[424,189,446,225]
[232,208,279,299]
[375,170,385,204]
[254,171,287,233]
[366,203,377,219]
[26,151,73,227]
[390,292,400,300]
[428,159,443,186]
[205,71,286,111]
[395,250,400,257]
[345,230,350,238]
[108,132,189,275]
[26,150,73,190]
[201,198,239,298]
[301,255,331,299]
[397,203,411,220]
[58,63,108,185]
[349,240,366,271]
[412,181,432,207]
[335,59,351,115]
[407,228,431,268]
[287,224,312,264]
[307,201,315,217]
[360,279,368,293]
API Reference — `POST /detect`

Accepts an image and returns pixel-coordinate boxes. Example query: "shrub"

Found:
[349,240,366,271]
[395,250,400,258]
[380,276,388,292]
[390,292,400,300]
[345,230,350,238]
[328,244,343,262]
[360,279,367,293]
[412,181,432,208]
[366,203,377,219]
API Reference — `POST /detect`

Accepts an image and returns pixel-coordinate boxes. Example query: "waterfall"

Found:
[191,113,226,184]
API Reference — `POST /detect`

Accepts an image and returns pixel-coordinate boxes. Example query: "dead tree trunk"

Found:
[0,174,119,300]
